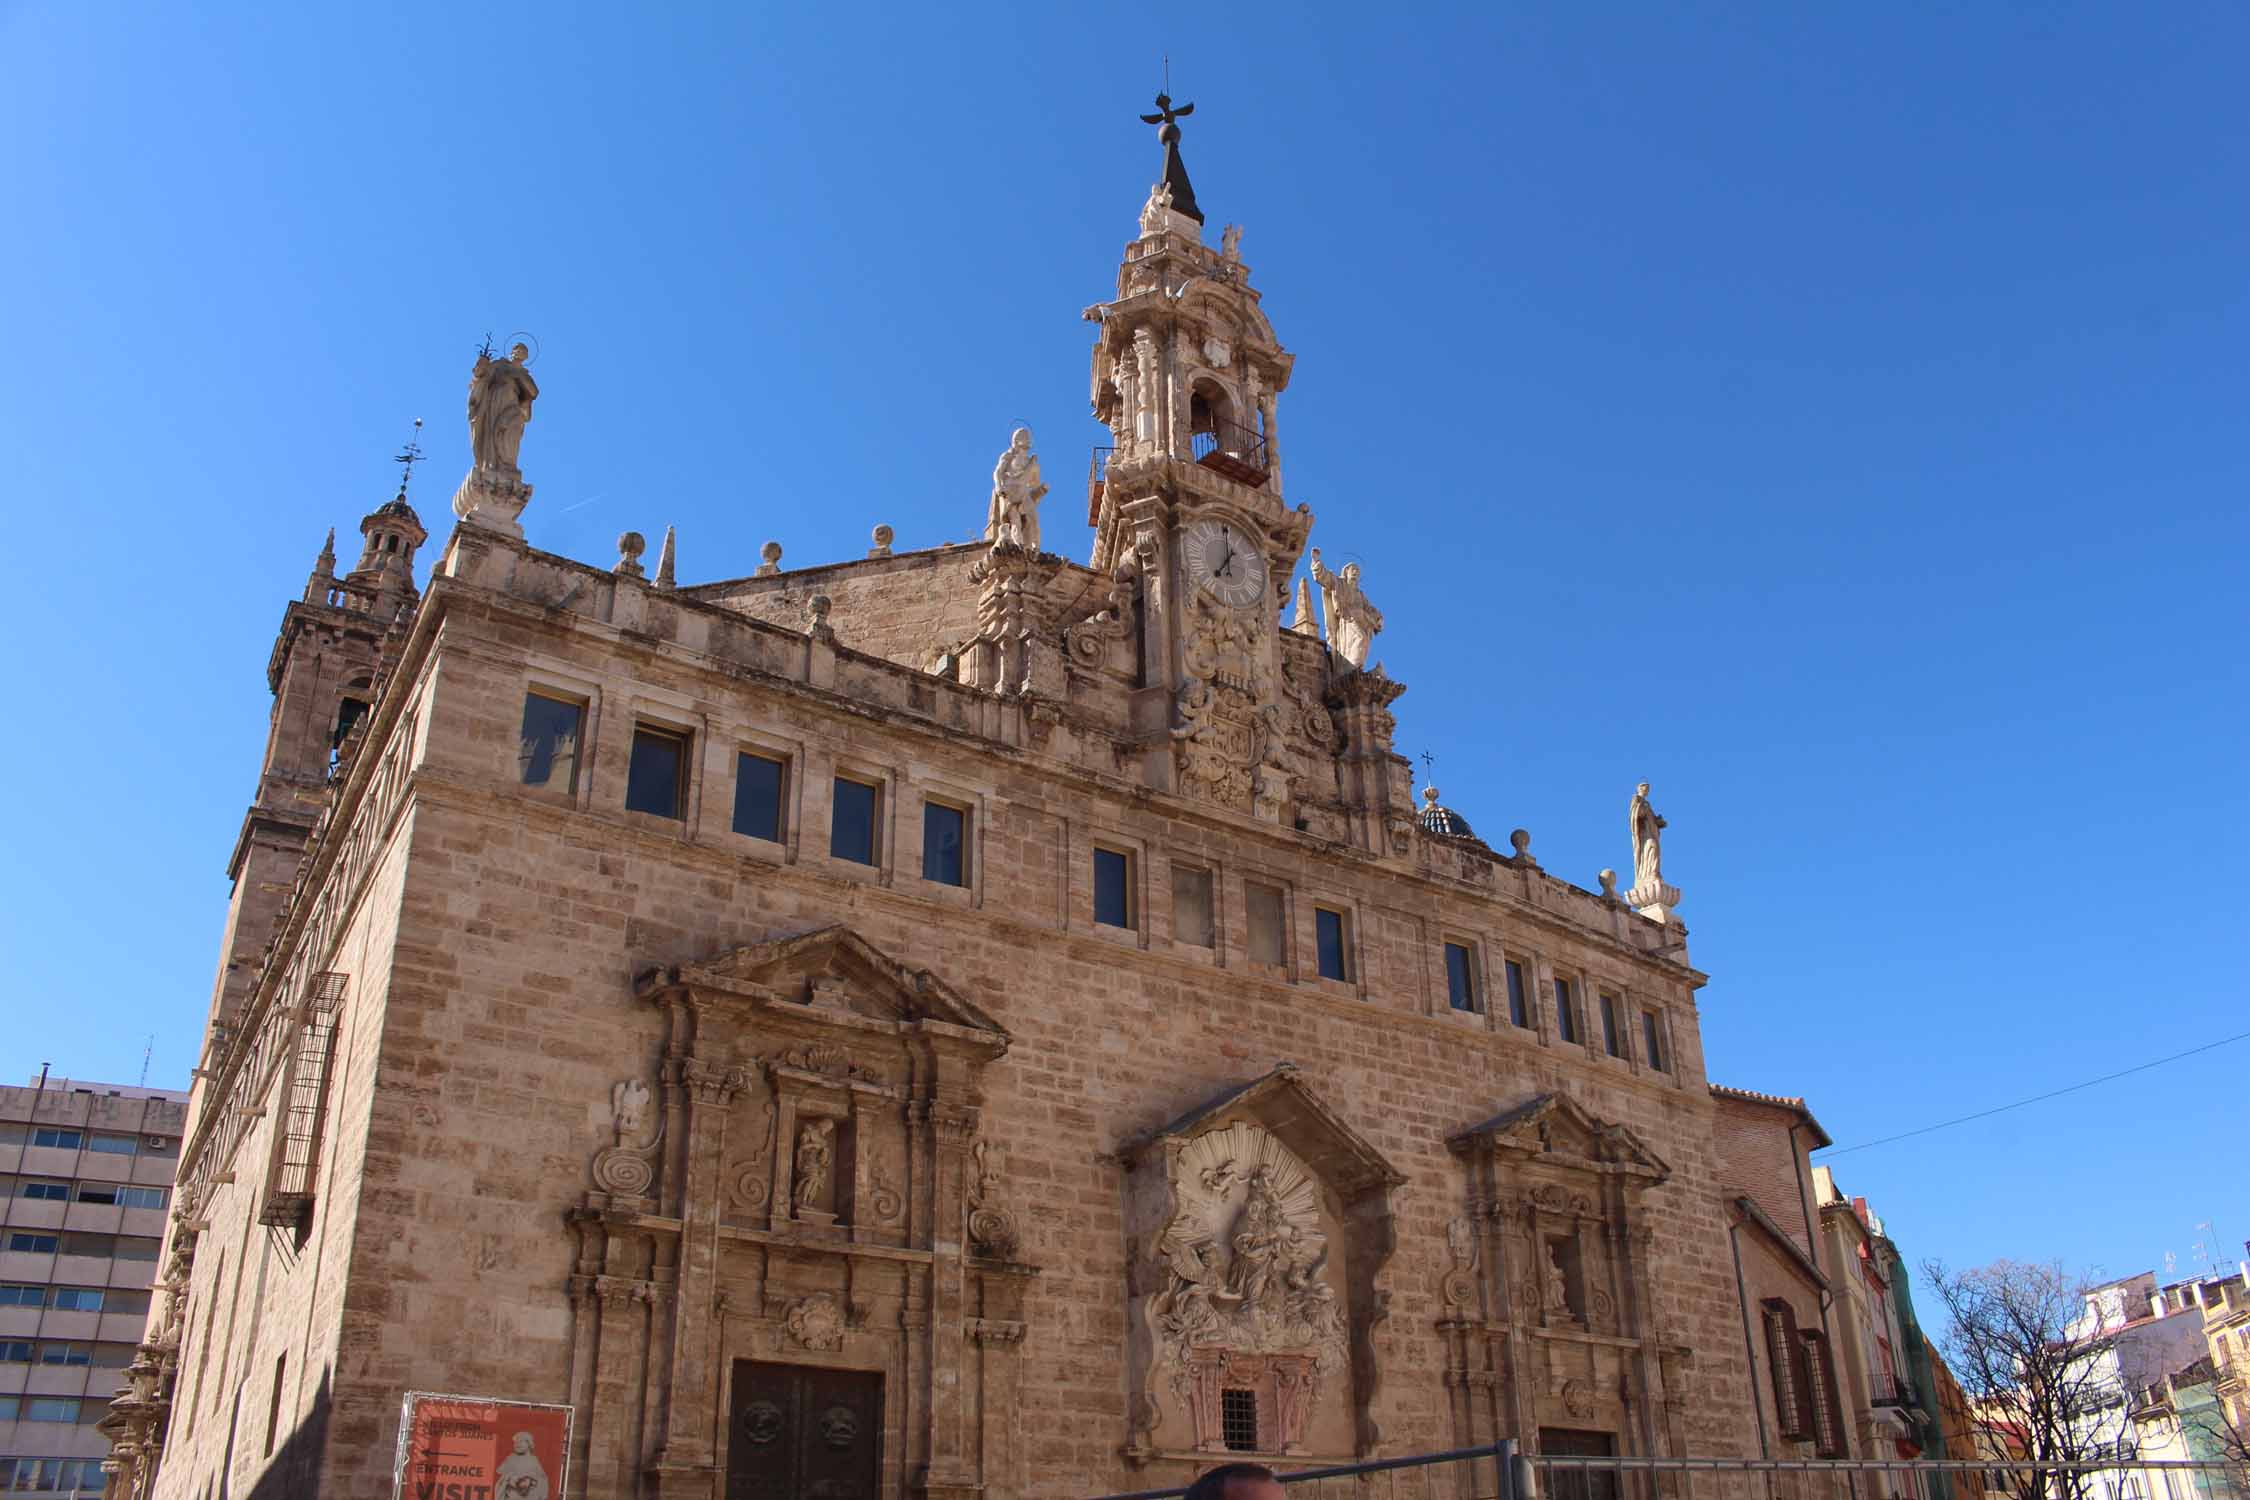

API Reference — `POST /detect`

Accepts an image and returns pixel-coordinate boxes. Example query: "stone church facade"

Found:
[106,110,1794,1500]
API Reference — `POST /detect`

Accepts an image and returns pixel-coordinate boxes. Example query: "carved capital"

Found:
[680,1056,747,1105]
[966,1317,1027,1346]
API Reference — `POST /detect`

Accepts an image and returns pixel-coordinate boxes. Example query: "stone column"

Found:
[920,1100,980,1497]
[649,1059,748,1491]
[585,1269,648,1498]
[1259,392,1281,495]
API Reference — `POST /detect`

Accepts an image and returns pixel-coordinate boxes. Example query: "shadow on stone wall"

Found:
[242,1366,332,1499]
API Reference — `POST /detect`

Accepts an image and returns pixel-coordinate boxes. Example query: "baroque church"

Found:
[101,102,1849,1500]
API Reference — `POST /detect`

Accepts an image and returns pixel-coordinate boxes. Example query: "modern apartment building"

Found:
[0,1077,186,1496]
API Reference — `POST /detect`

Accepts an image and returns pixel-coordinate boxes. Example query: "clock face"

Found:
[1180,517,1268,610]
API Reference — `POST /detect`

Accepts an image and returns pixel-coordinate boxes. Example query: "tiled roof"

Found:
[1710,1084,1834,1148]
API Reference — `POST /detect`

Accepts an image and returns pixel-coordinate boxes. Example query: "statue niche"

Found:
[1123,1065,1403,1465]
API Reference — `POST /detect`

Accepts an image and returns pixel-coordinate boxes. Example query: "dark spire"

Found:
[1139,92,1204,223]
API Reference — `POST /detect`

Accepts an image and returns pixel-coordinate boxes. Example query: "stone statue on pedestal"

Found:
[1630,782,1665,892]
[986,427,1048,551]
[453,341,540,537]
[1309,548,1383,670]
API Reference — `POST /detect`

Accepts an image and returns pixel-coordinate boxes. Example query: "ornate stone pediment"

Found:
[1448,1093,1669,1183]
[1121,1065,1403,1464]
[642,924,1009,1044]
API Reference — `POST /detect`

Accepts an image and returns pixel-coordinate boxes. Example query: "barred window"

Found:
[1801,1330,1844,1457]
[1763,1300,1808,1440]
[1221,1388,1260,1453]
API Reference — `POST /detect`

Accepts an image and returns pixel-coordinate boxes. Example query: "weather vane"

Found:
[392,417,426,497]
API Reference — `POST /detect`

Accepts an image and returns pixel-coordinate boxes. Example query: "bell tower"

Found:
[1084,96,1316,814]
[203,456,428,1050]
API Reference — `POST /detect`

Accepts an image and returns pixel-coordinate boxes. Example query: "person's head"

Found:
[510,1432,534,1455]
[1184,1462,1283,1500]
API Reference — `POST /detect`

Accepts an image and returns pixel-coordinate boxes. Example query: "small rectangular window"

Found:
[49,1288,104,1312]
[266,1351,287,1456]
[1554,977,1579,1043]
[38,1343,90,1367]
[87,1133,136,1156]
[73,1183,118,1204]
[21,1181,69,1201]
[1444,943,1477,1012]
[1315,907,1351,982]
[830,776,881,865]
[23,1397,80,1422]
[1642,1010,1668,1072]
[0,1284,45,1307]
[117,1186,166,1210]
[0,1341,29,1363]
[0,1397,16,1421]
[1802,1331,1844,1457]
[1600,992,1623,1058]
[30,1128,82,1149]
[7,1233,58,1253]
[1093,848,1134,929]
[1504,959,1529,1027]
[1765,1301,1808,1440]
[625,724,690,819]
[732,752,787,842]
[1172,866,1215,948]
[1245,882,1286,965]
[115,1237,161,1263]
[922,800,968,887]
[1221,1387,1260,1453]
[517,691,584,792]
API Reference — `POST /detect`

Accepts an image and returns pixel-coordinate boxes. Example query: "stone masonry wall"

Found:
[272,563,1753,1499]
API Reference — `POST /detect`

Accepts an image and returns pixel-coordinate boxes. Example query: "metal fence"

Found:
[1088,1442,2250,1500]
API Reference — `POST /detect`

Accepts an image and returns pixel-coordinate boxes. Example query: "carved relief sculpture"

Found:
[1124,1070,1403,1464]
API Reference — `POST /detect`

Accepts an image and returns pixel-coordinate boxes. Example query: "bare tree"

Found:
[1923,1260,2125,1500]
[2179,1393,2250,1499]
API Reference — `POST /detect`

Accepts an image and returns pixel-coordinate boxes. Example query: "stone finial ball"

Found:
[1599,868,1618,892]
[617,531,646,558]
[873,524,895,547]
[1510,829,1532,855]
[760,540,783,564]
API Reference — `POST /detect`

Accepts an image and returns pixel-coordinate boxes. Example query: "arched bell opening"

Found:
[1190,376,1267,486]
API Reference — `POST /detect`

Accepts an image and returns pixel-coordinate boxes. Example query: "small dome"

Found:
[1418,783,1475,840]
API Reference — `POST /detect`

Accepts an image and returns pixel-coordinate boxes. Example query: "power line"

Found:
[1816,1027,2250,1158]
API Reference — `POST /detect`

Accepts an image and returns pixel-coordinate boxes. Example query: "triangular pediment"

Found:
[642,925,1008,1043]
[1124,1062,1405,1198]
[1449,1093,1669,1182]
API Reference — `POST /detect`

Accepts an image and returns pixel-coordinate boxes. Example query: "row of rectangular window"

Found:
[0,1457,111,1491]
[525,691,1675,1061]
[4,1231,162,1260]
[0,1339,132,1367]
[0,1125,170,1155]
[526,693,980,888]
[7,1180,167,1209]
[0,1284,143,1313]
[0,1395,101,1422]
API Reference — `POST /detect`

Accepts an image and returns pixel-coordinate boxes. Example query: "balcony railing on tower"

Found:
[1087,446,1115,525]
[1192,415,1268,487]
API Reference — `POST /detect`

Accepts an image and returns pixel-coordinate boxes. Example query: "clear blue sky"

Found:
[4,4,2243,1286]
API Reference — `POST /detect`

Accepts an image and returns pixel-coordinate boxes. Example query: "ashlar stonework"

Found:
[111,104,1811,1500]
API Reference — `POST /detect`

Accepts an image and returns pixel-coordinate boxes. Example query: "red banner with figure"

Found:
[393,1391,572,1500]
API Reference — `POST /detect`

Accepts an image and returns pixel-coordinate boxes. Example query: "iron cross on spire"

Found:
[1139,93,1194,129]
[392,417,426,498]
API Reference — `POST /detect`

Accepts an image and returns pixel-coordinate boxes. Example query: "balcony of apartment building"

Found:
[1870,1370,1922,1412]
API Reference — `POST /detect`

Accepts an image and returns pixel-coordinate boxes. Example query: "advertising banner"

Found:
[393,1390,573,1500]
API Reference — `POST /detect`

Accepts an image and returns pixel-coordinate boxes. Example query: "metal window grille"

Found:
[1221,1388,1260,1453]
[1764,1301,1809,1440]
[258,972,347,1229]
[1800,1329,1844,1458]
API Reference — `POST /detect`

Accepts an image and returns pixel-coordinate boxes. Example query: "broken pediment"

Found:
[1448,1093,1669,1184]
[1123,1063,1405,1199]
[637,924,1008,1047]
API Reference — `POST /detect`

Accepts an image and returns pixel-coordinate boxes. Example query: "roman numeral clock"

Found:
[1179,516,1268,610]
